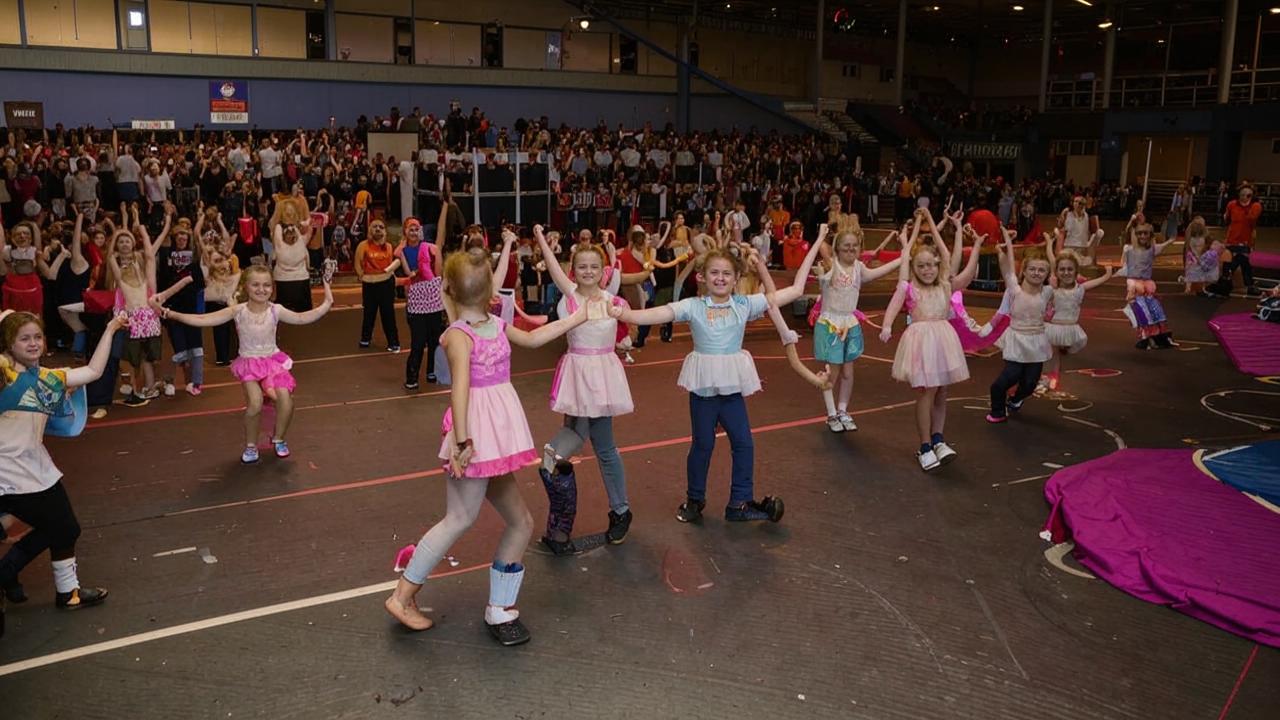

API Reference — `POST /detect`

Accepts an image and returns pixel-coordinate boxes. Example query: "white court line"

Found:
[151,547,198,558]
[0,563,488,679]
[992,473,1050,489]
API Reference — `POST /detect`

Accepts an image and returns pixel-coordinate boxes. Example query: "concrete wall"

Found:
[1237,132,1280,182]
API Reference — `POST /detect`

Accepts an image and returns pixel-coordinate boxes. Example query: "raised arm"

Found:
[951,227,985,290]
[1080,263,1114,291]
[490,229,516,289]
[533,224,575,296]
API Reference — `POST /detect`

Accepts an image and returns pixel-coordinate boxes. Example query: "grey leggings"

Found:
[549,416,630,514]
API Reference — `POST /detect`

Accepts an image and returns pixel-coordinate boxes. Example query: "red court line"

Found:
[85,354,815,430]
[1216,644,1260,720]
[156,399,916,519]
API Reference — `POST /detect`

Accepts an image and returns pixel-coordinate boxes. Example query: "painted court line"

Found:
[0,562,488,679]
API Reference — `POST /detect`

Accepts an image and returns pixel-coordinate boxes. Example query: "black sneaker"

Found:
[3,579,26,603]
[675,499,705,523]
[426,373,437,383]
[1134,338,1152,350]
[606,509,633,544]
[214,360,231,367]
[121,394,150,408]
[358,340,371,348]
[1152,332,1176,349]
[1007,397,1025,413]
[404,381,420,390]
[55,586,109,609]
[487,618,531,646]
[540,536,575,556]
[726,496,785,523]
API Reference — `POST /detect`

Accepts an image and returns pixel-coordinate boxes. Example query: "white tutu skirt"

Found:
[997,330,1053,364]
[1045,323,1088,354]
[677,351,762,397]
[891,320,970,388]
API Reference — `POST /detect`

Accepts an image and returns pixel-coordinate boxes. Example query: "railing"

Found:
[1046,67,1280,110]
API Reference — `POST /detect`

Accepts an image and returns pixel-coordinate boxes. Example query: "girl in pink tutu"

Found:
[384,248,592,647]
[532,224,635,554]
[150,265,332,463]
[879,210,971,472]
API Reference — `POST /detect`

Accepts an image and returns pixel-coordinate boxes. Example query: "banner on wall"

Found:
[209,81,249,124]
[3,101,44,129]
[947,142,1021,161]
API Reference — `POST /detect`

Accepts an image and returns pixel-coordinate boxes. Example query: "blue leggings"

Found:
[687,393,754,506]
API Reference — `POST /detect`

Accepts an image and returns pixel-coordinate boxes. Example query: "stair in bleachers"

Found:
[782,101,848,143]
[818,98,878,145]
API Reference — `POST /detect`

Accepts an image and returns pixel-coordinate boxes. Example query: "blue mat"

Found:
[1199,441,1280,508]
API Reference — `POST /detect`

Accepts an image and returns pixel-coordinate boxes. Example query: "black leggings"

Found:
[361,278,400,347]
[206,300,234,364]
[0,481,81,586]
[405,310,444,383]
[1224,245,1254,288]
[990,360,1043,419]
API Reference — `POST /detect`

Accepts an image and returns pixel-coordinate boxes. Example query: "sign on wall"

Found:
[947,142,1020,161]
[131,119,176,130]
[209,81,249,124]
[3,101,44,129]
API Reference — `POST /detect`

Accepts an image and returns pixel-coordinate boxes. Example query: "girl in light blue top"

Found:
[614,235,824,524]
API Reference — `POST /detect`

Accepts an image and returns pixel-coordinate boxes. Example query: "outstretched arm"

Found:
[156,301,239,327]
[506,299,587,348]
[65,313,130,387]
[753,251,831,390]
[1080,264,1114,291]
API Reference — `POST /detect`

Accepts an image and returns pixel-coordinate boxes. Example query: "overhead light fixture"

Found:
[1271,7,1280,13]
[1157,38,1165,43]
[931,5,941,10]
[1075,0,1093,6]
[1098,20,1113,29]
[578,18,590,30]
[1012,5,1024,10]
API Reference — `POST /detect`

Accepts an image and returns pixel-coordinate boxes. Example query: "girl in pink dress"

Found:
[151,265,333,464]
[879,209,976,472]
[533,225,635,554]
[384,248,591,647]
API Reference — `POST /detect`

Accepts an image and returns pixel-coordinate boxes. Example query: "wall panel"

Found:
[562,30,609,73]
[257,6,306,59]
[0,0,18,45]
[337,13,393,63]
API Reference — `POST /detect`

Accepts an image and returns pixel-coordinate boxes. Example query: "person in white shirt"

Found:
[725,199,750,243]
[142,160,171,205]
[227,142,249,175]
[647,144,670,169]
[620,144,642,170]
[593,147,613,168]
[115,145,142,203]
[258,139,283,195]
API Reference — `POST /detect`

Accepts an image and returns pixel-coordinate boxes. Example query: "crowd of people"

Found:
[0,105,1273,643]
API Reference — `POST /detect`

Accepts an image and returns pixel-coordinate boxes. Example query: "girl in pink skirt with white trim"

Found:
[151,265,333,463]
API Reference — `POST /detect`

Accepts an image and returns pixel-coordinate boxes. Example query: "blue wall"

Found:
[0,70,804,133]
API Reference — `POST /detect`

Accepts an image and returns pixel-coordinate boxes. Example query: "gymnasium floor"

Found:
[1,233,1277,719]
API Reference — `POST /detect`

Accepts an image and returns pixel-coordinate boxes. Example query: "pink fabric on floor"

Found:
[1250,251,1280,270]
[1208,312,1280,376]
[1043,448,1280,648]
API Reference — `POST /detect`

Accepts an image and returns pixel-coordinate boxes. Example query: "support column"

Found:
[250,1,259,55]
[811,0,824,104]
[1101,6,1116,108]
[325,0,337,61]
[894,0,906,106]
[1217,0,1239,104]
[410,0,416,65]
[677,1,697,134]
[1038,0,1053,113]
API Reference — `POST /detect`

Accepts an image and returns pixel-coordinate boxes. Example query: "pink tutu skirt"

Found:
[439,382,537,478]
[551,351,634,418]
[230,351,297,393]
[891,319,970,388]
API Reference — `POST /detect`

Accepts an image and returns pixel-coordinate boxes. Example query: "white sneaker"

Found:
[826,415,845,433]
[933,441,957,465]
[918,449,941,471]
[837,412,858,432]
[119,383,134,396]
[163,382,176,397]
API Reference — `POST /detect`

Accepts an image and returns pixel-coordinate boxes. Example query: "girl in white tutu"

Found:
[150,265,332,463]
[384,248,592,646]
[531,224,636,554]
[1041,234,1115,393]
[879,210,971,471]
[985,239,1053,424]
[613,238,823,524]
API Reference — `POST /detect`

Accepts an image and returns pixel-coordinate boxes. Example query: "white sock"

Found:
[51,557,79,593]
[486,564,524,624]
[822,389,837,417]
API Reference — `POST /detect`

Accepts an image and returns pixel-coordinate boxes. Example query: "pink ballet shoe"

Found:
[393,544,415,573]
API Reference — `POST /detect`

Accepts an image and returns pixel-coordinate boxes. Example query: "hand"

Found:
[818,223,829,241]
[147,294,165,310]
[606,302,625,319]
[450,443,474,477]
[501,229,517,247]
[879,327,892,344]
[813,367,833,391]
[533,224,544,240]
[108,311,130,331]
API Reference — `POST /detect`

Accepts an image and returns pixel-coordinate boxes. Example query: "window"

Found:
[879,67,895,83]
[128,9,145,28]
[841,64,860,79]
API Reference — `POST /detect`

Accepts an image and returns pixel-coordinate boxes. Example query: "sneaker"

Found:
[933,441,957,465]
[241,446,260,464]
[725,503,770,522]
[358,340,371,348]
[90,408,109,420]
[3,579,27,604]
[215,360,231,367]
[675,499,705,523]
[606,509,633,544]
[119,383,134,396]
[1153,332,1176,349]
[388,345,401,353]
[426,373,437,383]
[138,387,160,401]
[121,394,150,408]
[623,352,635,365]
[185,383,202,396]
[273,440,291,458]
[540,536,575,556]
[55,586,109,609]
[1245,285,1261,297]
[837,412,858,432]
[404,381,420,390]
[985,414,1008,424]
[918,449,941,471]
[163,382,176,397]
[1135,338,1152,350]
[1007,397,1025,413]
[826,415,845,433]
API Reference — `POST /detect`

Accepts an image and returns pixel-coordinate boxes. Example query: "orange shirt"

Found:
[359,240,394,281]
[767,207,791,238]
[1225,200,1262,248]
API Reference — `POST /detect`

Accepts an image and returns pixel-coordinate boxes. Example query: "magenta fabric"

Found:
[1209,312,1280,376]
[1250,251,1280,270]
[1043,448,1280,648]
